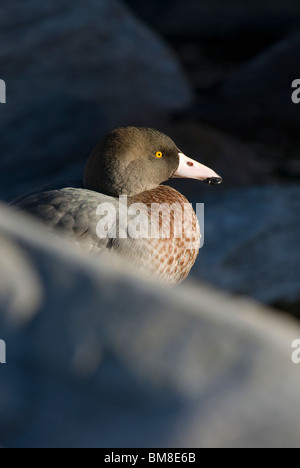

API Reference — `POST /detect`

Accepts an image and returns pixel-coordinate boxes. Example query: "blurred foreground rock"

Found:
[1,204,300,448]
[0,0,192,201]
[194,185,300,313]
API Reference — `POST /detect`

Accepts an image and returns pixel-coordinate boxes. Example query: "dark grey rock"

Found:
[1,204,300,447]
[193,185,300,309]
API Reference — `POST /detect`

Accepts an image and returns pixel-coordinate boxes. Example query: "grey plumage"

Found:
[14,188,115,252]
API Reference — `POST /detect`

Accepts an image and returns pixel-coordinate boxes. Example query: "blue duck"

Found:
[13,127,222,285]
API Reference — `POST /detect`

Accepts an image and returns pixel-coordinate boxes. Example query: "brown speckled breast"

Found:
[130,185,201,285]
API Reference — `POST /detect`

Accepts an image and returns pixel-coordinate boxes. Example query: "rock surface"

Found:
[193,185,300,311]
[0,0,192,201]
[1,204,300,448]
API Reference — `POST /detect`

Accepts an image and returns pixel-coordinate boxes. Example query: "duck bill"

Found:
[173,153,223,185]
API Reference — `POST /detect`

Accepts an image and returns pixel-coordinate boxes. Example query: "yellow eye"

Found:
[156,151,163,158]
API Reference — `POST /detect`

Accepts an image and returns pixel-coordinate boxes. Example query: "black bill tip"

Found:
[206,177,223,185]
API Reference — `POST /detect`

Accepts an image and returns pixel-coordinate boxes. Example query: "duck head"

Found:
[84,127,222,197]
